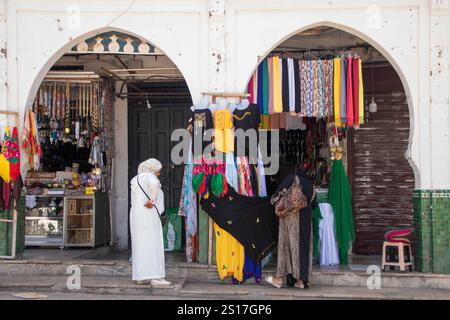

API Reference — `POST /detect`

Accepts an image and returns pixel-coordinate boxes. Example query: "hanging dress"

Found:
[328,159,355,265]
[213,109,234,154]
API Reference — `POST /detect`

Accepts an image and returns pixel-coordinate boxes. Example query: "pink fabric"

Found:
[385,229,412,244]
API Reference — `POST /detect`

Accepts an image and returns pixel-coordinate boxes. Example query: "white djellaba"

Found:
[129,158,171,286]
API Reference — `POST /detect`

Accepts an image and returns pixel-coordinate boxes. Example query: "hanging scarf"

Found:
[268,57,274,115]
[21,110,42,172]
[272,56,283,113]
[346,57,354,126]
[333,58,341,127]
[262,59,269,115]
[358,59,365,126]
[324,59,334,119]
[328,159,355,265]
[257,63,264,114]
[317,60,326,118]
[294,59,302,113]
[352,58,360,128]
[340,58,347,126]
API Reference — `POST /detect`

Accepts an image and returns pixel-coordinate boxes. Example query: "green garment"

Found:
[210,173,224,197]
[262,59,269,115]
[162,208,182,251]
[328,159,355,265]
[192,172,204,193]
[312,206,323,259]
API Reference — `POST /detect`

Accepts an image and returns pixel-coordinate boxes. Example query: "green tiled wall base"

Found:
[414,190,450,274]
[0,196,25,256]
[198,206,217,265]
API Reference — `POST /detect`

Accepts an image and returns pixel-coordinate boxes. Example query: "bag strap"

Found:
[137,174,160,216]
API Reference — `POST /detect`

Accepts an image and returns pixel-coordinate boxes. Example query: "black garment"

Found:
[192,108,214,156]
[274,172,315,282]
[282,58,290,112]
[233,103,260,158]
[232,103,260,131]
[294,59,301,113]
[201,187,277,263]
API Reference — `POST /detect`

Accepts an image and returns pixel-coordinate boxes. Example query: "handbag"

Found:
[270,175,308,218]
[137,174,168,226]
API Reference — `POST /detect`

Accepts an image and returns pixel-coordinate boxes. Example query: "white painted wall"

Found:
[1,0,449,249]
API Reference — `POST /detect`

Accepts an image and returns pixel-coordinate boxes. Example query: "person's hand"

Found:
[144,200,154,209]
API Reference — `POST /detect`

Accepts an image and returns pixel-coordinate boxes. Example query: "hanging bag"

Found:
[270,175,308,218]
[137,174,168,226]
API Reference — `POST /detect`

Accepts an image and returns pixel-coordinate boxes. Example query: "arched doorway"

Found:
[22,29,193,253]
[245,26,416,263]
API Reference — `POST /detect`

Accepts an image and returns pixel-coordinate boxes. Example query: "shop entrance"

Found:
[217,26,416,275]
[17,30,193,256]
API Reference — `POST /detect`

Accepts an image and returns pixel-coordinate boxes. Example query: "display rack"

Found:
[25,195,65,248]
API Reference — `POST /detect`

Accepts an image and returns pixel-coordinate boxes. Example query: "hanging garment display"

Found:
[21,110,42,172]
[318,203,340,266]
[201,188,277,264]
[328,157,355,265]
[178,139,198,263]
[0,127,20,183]
[248,55,362,126]
[213,109,234,153]
[213,222,245,282]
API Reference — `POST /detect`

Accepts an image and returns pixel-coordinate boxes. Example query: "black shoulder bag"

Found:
[137,174,168,226]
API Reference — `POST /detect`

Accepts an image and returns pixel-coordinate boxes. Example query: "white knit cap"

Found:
[137,158,162,174]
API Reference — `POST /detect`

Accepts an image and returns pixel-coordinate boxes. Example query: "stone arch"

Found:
[24,26,195,114]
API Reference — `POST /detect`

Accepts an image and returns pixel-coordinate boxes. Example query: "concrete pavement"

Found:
[0,274,449,300]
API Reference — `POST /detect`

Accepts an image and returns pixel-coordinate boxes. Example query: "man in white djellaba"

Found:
[130,158,171,285]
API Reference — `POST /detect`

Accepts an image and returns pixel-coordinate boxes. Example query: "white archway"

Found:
[24,26,195,113]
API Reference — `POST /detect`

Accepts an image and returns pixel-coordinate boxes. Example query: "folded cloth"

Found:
[384,229,412,244]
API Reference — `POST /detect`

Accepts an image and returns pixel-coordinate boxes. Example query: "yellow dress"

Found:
[214,223,244,282]
[333,58,341,127]
[213,109,234,153]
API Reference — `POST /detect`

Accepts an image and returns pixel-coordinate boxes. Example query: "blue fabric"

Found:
[257,63,264,114]
[232,254,262,284]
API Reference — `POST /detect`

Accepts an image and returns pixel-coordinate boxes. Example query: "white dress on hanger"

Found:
[130,172,166,281]
[318,203,340,266]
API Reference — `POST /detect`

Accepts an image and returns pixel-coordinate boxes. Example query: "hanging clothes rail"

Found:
[0,110,19,259]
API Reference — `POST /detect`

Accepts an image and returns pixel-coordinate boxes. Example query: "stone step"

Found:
[1,259,450,290]
[0,275,449,300]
